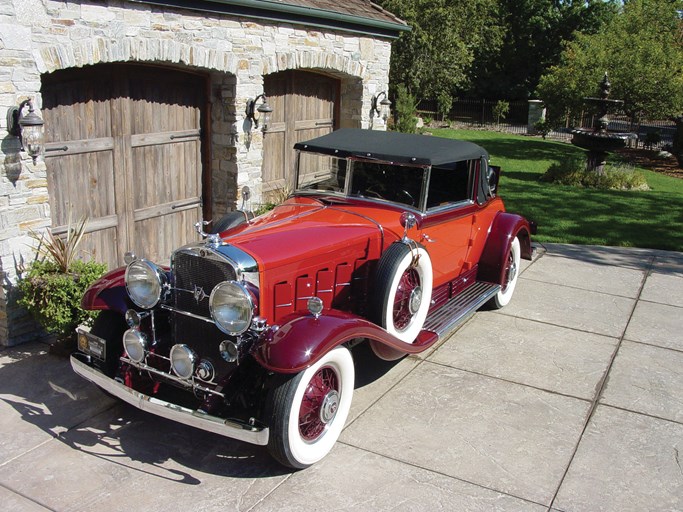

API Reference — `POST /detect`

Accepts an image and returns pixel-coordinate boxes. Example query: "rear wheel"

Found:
[488,236,521,309]
[265,346,354,469]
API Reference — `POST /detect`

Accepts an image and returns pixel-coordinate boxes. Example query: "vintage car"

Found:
[71,128,534,469]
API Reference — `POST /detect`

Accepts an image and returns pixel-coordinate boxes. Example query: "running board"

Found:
[423,281,501,339]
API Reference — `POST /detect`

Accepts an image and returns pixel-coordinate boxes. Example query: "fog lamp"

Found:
[219,340,239,363]
[125,309,142,328]
[123,329,147,363]
[170,344,197,379]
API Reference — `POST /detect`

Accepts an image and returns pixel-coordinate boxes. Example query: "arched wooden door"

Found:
[262,70,339,199]
[41,64,207,268]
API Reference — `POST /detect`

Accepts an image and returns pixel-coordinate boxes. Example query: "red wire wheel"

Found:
[265,346,355,469]
[298,366,340,441]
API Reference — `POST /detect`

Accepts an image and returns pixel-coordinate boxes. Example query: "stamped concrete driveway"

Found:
[1,243,682,512]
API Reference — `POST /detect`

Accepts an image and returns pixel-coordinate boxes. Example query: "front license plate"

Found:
[77,330,106,361]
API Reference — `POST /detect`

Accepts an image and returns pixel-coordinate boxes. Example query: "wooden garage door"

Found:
[262,70,339,197]
[41,64,206,268]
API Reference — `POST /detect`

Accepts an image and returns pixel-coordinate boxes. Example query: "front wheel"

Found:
[265,346,354,469]
[488,236,521,309]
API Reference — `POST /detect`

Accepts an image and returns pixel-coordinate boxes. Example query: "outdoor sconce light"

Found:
[371,91,391,120]
[6,99,44,164]
[246,94,273,132]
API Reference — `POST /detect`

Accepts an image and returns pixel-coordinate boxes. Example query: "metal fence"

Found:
[416,98,675,150]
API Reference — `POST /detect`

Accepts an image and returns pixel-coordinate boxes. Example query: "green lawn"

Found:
[431,128,683,252]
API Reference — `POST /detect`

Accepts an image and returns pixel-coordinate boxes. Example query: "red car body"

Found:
[72,129,534,469]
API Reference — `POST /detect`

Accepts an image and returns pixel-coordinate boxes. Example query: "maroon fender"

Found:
[253,309,438,373]
[81,267,130,314]
[477,212,532,285]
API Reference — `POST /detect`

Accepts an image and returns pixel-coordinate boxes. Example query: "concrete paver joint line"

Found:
[547,253,657,510]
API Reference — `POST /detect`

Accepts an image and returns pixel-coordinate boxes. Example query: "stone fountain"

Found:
[571,73,636,174]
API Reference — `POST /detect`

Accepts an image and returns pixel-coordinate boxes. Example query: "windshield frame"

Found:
[294,150,432,211]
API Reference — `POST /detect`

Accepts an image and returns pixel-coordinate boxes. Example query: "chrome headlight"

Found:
[209,281,254,335]
[123,329,147,363]
[125,259,166,309]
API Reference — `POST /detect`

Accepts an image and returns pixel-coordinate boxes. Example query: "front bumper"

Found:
[70,353,269,446]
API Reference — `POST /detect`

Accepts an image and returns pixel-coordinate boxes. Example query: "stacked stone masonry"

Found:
[0,0,393,345]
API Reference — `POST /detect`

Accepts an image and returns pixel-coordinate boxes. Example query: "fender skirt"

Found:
[477,212,532,285]
[254,310,438,374]
[81,267,130,314]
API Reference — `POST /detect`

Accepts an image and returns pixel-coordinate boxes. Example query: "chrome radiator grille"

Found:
[172,250,237,318]
[171,250,238,369]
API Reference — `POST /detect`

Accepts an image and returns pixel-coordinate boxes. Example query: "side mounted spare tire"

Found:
[372,242,433,343]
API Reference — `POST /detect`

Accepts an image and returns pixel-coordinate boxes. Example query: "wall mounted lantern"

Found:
[7,99,44,164]
[371,91,391,120]
[246,94,273,132]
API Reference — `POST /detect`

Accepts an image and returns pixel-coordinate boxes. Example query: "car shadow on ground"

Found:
[1,340,401,481]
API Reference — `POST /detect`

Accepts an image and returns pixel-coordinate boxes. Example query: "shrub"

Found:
[541,156,649,190]
[534,119,553,139]
[255,185,291,216]
[394,84,418,134]
[17,259,107,338]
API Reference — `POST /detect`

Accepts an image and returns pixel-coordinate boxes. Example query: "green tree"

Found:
[377,0,504,101]
[470,0,619,99]
[537,0,683,125]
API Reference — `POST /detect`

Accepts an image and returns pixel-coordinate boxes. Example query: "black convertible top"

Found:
[294,128,488,168]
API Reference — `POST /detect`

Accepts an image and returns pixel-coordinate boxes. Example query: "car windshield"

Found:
[295,151,426,208]
[296,153,347,193]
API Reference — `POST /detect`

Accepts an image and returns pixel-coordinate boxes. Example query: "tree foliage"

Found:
[472,0,619,99]
[537,0,683,124]
[376,0,504,101]
[379,0,619,102]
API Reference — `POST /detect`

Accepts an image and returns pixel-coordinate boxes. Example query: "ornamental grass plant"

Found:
[17,215,107,341]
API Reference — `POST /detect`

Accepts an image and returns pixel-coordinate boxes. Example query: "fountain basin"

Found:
[571,128,636,152]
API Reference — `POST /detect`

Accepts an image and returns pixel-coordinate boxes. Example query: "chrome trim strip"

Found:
[328,206,385,250]
[120,355,223,396]
[160,304,215,324]
[71,354,269,446]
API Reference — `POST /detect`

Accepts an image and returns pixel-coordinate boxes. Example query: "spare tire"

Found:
[372,243,433,343]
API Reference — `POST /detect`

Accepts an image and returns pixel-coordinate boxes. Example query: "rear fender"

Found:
[81,267,130,314]
[253,310,437,373]
[477,212,532,285]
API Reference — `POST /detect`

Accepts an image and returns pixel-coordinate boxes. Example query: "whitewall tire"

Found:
[489,236,521,309]
[265,346,354,469]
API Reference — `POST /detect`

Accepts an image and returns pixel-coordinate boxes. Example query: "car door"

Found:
[419,162,477,287]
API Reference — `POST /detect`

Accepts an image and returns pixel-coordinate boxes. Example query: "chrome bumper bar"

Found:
[70,353,269,446]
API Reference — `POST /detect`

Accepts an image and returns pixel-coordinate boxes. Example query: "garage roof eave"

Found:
[130,0,410,39]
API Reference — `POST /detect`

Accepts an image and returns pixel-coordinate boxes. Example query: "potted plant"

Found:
[17,216,107,355]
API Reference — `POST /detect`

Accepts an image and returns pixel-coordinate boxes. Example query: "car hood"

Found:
[222,200,384,272]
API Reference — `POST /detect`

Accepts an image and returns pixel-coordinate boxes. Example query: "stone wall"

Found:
[0,0,392,346]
